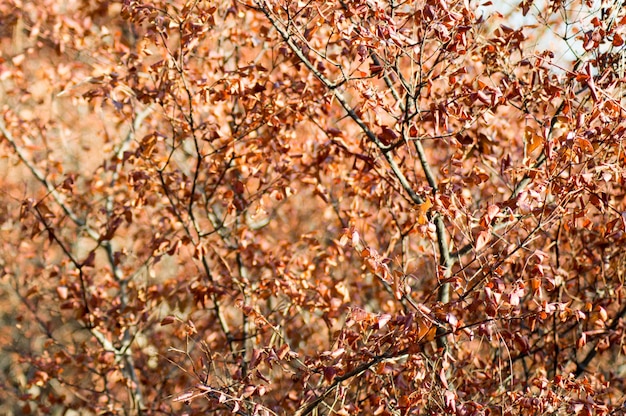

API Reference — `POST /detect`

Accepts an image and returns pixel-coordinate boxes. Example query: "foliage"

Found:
[2,0,626,414]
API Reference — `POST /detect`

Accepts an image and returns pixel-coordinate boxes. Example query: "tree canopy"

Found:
[1,0,626,414]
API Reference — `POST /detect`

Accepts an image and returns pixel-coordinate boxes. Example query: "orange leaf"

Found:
[425,326,438,342]
[524,126,543,153]
[416,319,431,340]
[576,138,594,153]
[417,198,432,225]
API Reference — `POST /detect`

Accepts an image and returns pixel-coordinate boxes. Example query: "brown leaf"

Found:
[82,251,96,268]
[160,315,176,326]
[378,125,398,145]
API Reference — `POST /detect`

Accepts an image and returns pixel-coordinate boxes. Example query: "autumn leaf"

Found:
[475,230,490,252]
[417,197,432,225]
[378,125,398,145]
[524,126,543,154]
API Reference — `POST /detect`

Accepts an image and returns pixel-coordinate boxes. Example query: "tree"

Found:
[1,0,626,414]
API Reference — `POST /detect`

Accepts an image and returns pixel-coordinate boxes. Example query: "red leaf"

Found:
[378,126,398,145]
[160,316,176,326]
